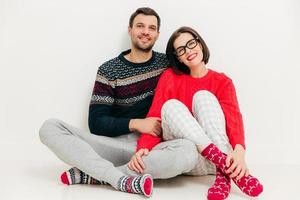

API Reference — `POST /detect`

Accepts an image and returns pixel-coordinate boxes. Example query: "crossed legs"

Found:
[39,118,199,197]
[161,90,263,199]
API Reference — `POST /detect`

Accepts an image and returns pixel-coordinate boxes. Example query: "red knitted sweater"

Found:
[136,68,245,151]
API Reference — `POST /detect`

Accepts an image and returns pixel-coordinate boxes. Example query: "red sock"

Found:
[232,174,263,197]
[201,143,263,197]
[60,172,70,185]
[207,169,231,200]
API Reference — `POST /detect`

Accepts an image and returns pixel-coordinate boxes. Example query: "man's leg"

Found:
[118,138,199,179]
[39,118,153,197]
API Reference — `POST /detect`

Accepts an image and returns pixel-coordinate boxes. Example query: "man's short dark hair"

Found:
[129,7,161,31]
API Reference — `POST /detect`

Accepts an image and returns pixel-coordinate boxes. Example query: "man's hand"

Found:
[129,117,161,136]
[128,148,149,174]
[225,144,249,180]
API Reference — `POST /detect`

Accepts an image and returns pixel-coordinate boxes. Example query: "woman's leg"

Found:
[161,99,212,149]
[192,90,232,154]
[161,96,231,199]
[161,94,263,198]
[193,90,263,197]
[192,90,232,200]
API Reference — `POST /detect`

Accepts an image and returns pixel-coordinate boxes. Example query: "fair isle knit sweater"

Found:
[88,50,168,136]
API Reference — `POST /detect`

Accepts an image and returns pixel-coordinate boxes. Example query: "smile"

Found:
[139,36,151,42]
[187,53,197,61]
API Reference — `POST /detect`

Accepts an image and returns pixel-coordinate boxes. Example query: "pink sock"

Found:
[207,169,231,200]
[201,143,263,197]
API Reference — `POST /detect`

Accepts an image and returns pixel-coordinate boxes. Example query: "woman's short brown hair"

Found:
[166,26,210,75]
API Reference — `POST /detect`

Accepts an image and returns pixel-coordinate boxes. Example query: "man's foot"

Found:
[60,167,107,185]
[118,174,153,198]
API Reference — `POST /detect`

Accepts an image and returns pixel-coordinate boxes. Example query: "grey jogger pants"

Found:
[39,119,199,188]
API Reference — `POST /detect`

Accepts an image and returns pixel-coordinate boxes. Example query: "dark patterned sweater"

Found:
[89,50,168,136]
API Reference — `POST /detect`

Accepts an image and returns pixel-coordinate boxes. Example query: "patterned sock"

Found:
[60,167,107,185]
[207,168,231,200]
[117,174,153,198]
[201,143,263,197]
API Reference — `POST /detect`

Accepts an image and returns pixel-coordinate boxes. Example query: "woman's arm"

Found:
[136,69,174,152]
[218,77,245,149]
[217,76,248,179]
[225,144,250,180]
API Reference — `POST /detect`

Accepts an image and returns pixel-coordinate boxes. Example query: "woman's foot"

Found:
[202,143,263,197]
[207,168,231,200]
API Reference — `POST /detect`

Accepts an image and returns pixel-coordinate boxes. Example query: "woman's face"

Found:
[173,32,203,70]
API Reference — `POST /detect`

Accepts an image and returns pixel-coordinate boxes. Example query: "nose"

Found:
[142,27,149,35]
[185,47,192,54]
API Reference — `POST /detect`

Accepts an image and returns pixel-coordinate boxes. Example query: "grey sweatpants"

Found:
[39,119,199,189]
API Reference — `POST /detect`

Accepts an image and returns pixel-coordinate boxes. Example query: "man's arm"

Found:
[88,64,133,136]
[89,66,162,136]
[89,106,162,136]
[89,104,131,136]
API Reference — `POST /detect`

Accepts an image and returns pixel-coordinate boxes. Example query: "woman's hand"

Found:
[225,144,250,180]
[128,148,149,174]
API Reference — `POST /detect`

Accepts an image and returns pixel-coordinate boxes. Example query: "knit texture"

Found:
[137,68,245,151]
[207,168,231,200]
[89,50,168,136]
[202,143,263,197]
[60,167,107,185]
[117,174,153,198]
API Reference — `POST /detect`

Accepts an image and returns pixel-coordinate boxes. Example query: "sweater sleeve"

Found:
[136,70,173,151]
[88,69,131,137]
[89,105,131,136]
[217,78,245,149]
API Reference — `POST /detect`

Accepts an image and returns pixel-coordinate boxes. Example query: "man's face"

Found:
[128,14,160,52]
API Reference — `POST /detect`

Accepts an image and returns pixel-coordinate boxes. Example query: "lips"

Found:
[187,53,197,61]
[139,36,151,43]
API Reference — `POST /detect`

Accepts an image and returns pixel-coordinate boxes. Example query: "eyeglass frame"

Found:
[173,38,201,57]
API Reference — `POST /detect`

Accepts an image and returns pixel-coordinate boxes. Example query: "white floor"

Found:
[1,139,299,200]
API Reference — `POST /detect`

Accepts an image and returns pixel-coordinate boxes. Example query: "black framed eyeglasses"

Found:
[174,38,199,57]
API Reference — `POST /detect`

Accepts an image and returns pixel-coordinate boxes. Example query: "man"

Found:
[39,7,199,198]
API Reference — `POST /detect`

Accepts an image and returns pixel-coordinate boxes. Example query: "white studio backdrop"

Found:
[1,0,299,165]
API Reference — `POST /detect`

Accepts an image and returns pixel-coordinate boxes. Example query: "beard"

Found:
[132,40,155,52]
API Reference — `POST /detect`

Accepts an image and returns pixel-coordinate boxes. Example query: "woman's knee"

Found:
[161,99,188,118]
[193,90,217,103]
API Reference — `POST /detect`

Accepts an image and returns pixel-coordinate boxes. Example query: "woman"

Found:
[129,26,263,200]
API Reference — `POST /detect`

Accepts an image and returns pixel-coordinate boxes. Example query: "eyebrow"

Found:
[176,39,195,48]
[135,22,157,29]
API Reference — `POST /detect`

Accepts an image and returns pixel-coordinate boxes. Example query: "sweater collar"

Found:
[118,49,156,67]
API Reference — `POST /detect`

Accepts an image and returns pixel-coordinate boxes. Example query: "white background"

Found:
[1,0,299,166]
